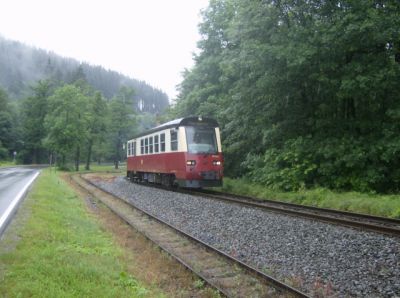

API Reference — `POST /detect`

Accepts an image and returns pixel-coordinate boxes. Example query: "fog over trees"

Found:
[0,36,169,113]
[0,36,168,169]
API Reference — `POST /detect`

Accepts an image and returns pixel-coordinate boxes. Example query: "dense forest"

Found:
[0,37,169,169]
[172,0,400,193]
[0,36,169,113]
[0,79,144,170]
[1,1,399,193]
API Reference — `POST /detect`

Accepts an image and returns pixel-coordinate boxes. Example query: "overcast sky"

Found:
[0,0,209,100]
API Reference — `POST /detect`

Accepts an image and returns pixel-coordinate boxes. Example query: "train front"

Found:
[179,117,223,188]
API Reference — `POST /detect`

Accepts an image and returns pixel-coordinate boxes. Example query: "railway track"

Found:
[121,176,400,236]
[73,174,310,298]
[181,189,400,237]
[123,176,400,236]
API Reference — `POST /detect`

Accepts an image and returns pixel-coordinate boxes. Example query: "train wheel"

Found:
[161,174,174,187]
[136,172,143,183]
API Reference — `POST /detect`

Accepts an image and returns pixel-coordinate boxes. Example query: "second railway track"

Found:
[80,173,400,297]
[72,174,309,298]
[171,188,400,237]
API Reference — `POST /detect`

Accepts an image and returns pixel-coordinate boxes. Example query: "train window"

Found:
[128,142,131,156]
[140,139,144,154]
[133,141,136,156]
[149,136,153,153]
[185,126,218,154]
[160,133,165,152]
[170,129,178,151]
[154,135,159,153]
[145,138,149,154]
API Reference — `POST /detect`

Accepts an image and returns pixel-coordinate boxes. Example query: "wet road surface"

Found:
[0,166,40,236]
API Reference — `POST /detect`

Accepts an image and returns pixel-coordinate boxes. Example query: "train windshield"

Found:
[186,126,218,154]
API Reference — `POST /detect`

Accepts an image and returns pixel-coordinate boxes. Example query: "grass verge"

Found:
[217,178,400,219]
[0,169,153,297]
[67,174,220,298]
[48,163,126,175]
[0,160,16,167]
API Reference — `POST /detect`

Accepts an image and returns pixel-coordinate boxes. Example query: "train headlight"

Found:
[186,160,196,166]
[213,160,221,166]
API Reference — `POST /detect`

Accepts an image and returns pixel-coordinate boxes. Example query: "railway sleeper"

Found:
[209,276,243,289]
[75,174,309,298]
[158,240,189,249]
[203,268,239,278]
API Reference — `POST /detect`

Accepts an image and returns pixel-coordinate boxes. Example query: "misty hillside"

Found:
[0,36,169,113]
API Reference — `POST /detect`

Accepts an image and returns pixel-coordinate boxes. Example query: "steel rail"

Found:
[183,189,400,237]
[123,177,400,236]
[72,175,231,297]
[200,189,400,224]
[78,175,310,298]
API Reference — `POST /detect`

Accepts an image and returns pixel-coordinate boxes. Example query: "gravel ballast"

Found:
[91,176,400,297]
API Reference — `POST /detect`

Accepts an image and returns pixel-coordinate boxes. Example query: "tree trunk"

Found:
[33,148,38,164]
[115,142,120,169]
[58,154,65,168]
[85,141,92,171]
[75,145,80,171]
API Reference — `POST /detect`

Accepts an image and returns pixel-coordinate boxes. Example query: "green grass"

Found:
[217,178,400,219]
[82,164,126,173]
[0,160,16,167]
[0,169,155,297]
[50,163,126,174]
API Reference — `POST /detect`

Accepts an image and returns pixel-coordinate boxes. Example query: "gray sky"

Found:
[0,0,209,99]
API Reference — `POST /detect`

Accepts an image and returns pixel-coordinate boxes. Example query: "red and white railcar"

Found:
[126,116,223,188]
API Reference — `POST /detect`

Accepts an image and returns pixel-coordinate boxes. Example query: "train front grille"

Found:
[200,171,218,180]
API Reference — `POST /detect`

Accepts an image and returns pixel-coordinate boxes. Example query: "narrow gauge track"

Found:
[73,174,309,298]
[123,177,400,236]
[181,189,400,237]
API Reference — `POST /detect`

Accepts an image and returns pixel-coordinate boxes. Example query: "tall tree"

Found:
[174,0,400,192]
[44,84,88,170]
[108,87,137,169]
[0,87,13,159]
[85,91,107,170]
[0,87,21,160]
[21,80,51,164]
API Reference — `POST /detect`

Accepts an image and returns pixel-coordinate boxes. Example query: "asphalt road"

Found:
[0,166,41,237]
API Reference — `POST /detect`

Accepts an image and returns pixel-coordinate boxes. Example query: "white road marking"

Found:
[0,171,40,231]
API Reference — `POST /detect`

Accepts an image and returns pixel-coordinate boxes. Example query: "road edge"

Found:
[0,171,40,238]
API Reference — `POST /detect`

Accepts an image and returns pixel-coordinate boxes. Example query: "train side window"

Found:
[128,142,131,156]
[149,136,153,153]
[145,138,149,154]
[133,141,136,156]
[140,139,144,154]
[154,135,159,153]
[160,133,165,152]
[170,129,178,151]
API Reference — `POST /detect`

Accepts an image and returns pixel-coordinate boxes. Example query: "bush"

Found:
[243,135,400,193]
[0,142,8,160]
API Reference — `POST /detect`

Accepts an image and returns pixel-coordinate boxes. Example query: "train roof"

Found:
[131,116,219,139]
